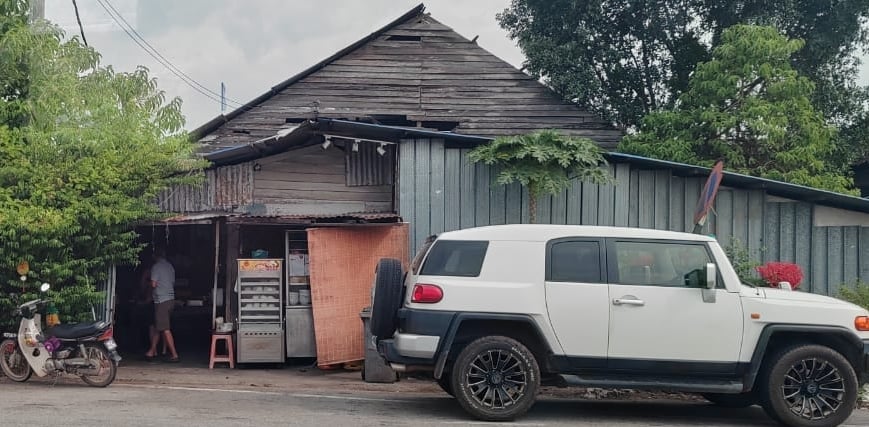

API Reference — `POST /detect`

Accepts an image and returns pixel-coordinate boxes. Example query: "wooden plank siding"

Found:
[198,11,622,154]
[397,139,869,298]
[252,145,393,215]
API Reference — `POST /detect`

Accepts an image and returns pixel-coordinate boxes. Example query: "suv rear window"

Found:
[548,240,603,283]
[411,235,437,274]
[419,240,488,277]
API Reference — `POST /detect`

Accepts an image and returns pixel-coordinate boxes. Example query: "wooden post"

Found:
[211,220,220,329]
[224,223,240,321]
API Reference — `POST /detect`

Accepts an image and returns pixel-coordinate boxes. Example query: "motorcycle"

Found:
[0,283,121,387]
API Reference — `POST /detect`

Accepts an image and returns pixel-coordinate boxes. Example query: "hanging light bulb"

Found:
[321,136,332,149]
[352,139,360,152]
[376,143,386,156]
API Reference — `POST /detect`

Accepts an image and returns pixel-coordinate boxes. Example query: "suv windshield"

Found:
[419,240,489,277]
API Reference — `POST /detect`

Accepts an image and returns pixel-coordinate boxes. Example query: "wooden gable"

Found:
[198,6,622,151]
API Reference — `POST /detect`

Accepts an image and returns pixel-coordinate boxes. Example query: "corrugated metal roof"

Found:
[239,212,401,222]
[276,212,401,220]
[202,123,313,165]
[157,162,254,211]
[346,141,395,186]
[161,212,401,223]
[316,119,869,215]
[195,116,869,215]
[149,212,230,224]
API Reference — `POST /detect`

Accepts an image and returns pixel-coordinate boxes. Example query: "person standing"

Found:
[145,248,179,362]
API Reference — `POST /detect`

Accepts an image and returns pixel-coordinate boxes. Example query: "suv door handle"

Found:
[613,297,645,306]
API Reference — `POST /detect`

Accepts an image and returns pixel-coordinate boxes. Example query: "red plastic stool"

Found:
[209,333,235,369]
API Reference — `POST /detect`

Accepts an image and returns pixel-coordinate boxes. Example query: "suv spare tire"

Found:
[370,258,404,339]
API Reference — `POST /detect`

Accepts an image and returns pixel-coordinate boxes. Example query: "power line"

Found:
[71,0,87,46]
[94,0,225,106]
[94,0,245,108]
[98,0,248,107]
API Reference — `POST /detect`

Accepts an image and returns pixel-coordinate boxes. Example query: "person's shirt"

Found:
[150,258,176,304]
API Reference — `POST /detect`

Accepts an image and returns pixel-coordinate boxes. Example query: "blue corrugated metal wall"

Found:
[399,138,869,297]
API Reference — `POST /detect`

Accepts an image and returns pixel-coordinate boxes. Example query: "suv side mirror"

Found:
[702,263,717,303]
[705,263,717,290]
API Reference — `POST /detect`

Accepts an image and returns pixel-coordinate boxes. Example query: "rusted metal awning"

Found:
[141,212,231,225]
[227,212,402,225]
[152,211,400,226]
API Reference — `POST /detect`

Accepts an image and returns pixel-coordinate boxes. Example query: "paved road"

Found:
[1,380,868,426]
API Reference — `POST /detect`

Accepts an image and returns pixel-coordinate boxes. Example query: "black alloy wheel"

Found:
[451,336,539,421]
[759,344,858,427]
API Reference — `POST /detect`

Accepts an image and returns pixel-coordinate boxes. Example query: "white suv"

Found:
[370,225,869,427]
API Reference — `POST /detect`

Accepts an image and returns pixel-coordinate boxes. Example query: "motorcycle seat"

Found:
[47,321,108,339]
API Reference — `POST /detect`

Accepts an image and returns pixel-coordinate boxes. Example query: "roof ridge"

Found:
[190,3,426,140]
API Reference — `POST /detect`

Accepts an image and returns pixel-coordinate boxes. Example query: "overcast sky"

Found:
[45,1,869,131]
[45,0,523,130]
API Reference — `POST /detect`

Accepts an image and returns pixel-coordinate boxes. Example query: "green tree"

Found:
[498,0,869,166]
[619,26,852,194]
[0,0,29,127]
[468,130,611,223]
[0,2,205,328]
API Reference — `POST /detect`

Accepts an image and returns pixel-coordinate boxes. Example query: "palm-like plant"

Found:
[468,130,611,223]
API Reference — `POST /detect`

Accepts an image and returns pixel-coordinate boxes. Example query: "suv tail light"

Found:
[856,316,869,331]
[411,284,443,304]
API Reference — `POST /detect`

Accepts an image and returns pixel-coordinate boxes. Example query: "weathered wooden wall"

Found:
[399,138,869,297]
[251,145,393,215]
[158,144,395,215]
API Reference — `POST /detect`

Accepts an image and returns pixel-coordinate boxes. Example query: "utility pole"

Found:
[29,0,45,23]
[220,82,227,113]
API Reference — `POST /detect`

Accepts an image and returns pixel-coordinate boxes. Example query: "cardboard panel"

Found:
[307,224,409,366]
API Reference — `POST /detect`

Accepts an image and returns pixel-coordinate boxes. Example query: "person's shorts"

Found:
[154,300,174,331]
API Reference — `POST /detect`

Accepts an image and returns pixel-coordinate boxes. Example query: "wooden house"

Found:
[105,4,869,366]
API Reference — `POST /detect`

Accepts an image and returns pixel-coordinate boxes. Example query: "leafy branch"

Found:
[468,130,612,223]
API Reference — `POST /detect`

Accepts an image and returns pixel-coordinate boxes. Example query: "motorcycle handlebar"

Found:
[17,298,52,318]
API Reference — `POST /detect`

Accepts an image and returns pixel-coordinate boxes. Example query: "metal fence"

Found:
[398,138,869,296]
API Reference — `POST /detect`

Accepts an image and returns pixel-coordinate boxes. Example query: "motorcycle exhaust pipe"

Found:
[77,366,103,376]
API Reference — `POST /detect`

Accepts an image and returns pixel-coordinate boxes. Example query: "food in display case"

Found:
[237,259,285,363]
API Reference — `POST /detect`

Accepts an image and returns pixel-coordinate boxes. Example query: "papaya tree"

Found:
[468,130,611,223]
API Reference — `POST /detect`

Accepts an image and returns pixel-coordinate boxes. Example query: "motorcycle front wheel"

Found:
[79,343,117,387]
[0,338,32,382]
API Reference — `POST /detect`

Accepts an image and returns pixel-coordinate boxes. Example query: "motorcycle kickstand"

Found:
[50,371,60,387]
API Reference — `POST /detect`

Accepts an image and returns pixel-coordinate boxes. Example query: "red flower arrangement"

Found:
[755,262,803,289]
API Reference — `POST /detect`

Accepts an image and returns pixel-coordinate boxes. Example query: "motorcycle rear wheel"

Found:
[79,343,117,387]
[0,338,32,382]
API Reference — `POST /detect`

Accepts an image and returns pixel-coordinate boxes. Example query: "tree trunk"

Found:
[529,190,537,224]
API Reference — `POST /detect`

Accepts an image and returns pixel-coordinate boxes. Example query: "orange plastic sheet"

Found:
[306,224,409,366]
